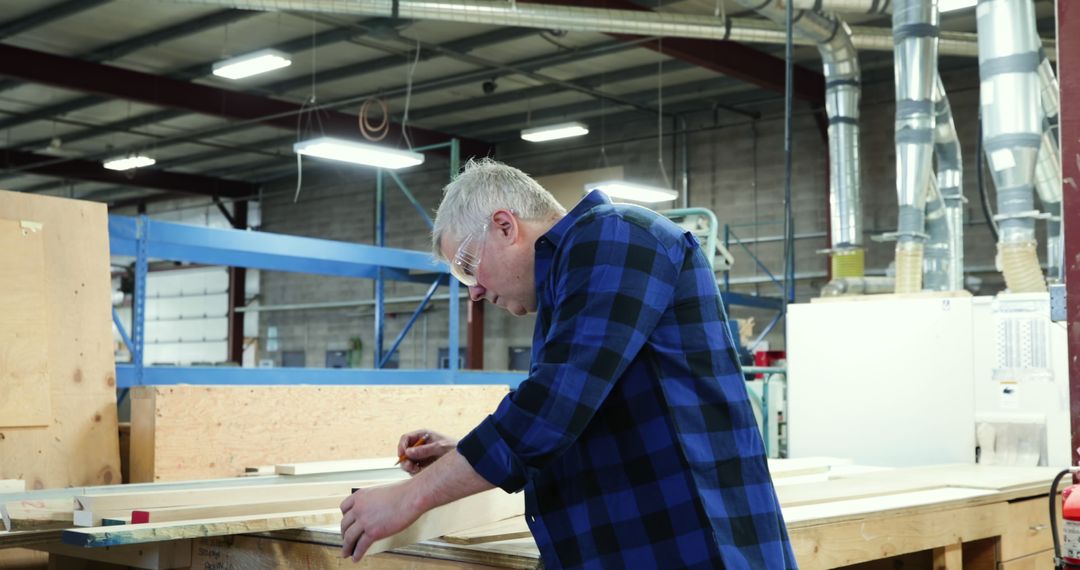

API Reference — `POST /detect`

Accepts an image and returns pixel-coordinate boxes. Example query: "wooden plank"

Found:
[932,542,962,570]
[788,501,1007,570]
[2,500,72,531]
[62,509,342,547]
[0,482,25,494]
[783,488,997,526]
[189,535,499,569]
[130,385,507,482]
[275,458,399,476]
[0,530,64,549]
[73,480,394,527]
[393,539,542,569]
[130,495,348,524]
[0,191,120,490]
[35,541,190,570]
[0,219,51,428]
[439,517,531,546]
[767,457,853,478]
[269,488,525,555]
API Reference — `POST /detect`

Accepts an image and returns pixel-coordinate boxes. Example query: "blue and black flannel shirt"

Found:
[458,191,796,569]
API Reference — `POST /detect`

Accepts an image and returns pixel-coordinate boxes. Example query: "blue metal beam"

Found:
[108,215,445,281]
[721,292,784,311]
[115,364,525,387]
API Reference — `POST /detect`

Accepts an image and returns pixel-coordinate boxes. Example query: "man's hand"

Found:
[339,482,421,562]
[398,429,456,475]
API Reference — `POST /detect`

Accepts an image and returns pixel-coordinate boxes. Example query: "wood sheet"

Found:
[131,385,508,482]
[0,219,50,428]
[0,191,120,489]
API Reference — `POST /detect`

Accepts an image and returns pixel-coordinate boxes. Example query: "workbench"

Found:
[3,463,1062,569]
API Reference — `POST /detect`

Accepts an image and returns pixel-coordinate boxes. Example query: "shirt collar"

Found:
[538,190,610,249]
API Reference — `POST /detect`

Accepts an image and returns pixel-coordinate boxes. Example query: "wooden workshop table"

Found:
[3,463,1062,569]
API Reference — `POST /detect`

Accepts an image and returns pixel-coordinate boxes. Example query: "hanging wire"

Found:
[782,0,796,315]
[295,19,324,203]
[400,38,421,151]
[656,37,670,188]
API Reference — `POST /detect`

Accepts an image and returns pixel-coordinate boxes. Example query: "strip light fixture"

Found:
[294,137,425,169]
[521,121,589,142]
[585,180,678,204]
[212,49,292,80]
[103,155,156,171]
[939,0,976,12]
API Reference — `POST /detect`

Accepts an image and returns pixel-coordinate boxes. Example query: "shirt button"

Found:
[529,515,536,523]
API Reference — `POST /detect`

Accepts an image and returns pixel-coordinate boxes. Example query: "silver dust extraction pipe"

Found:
[924,75,965,291]
[976,0,1046,293]
[820,275,896,296]
[160,0,1050,57]
[1034,50,1062,282]
[891,0,939,293]
[727,0,865,279]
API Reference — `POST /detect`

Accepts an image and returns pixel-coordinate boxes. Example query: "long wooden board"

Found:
[64,488,524,550]
[439,516,531,545]
[0,191,120,489]
[131,385,508,482]
[73,479,395,527]
[130,495,348,524]
[1,498,72,531]
[275,458,400,476]
[0,481,24,493]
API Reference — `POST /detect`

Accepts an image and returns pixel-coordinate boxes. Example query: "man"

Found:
[340,159,796,568]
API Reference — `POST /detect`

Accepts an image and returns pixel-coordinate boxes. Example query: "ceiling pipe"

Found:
[158,0,1054,57]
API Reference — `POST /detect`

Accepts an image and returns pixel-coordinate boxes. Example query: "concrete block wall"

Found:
[258,63,1014,362]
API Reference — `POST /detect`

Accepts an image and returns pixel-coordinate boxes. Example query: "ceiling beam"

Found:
[0,43,491,158]
[527,0,826,105]
[0,0,111,40]
[1,148,257,197]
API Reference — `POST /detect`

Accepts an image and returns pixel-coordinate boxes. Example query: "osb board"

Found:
[130,385,508,482]
[0,220,50,428]
[0,191,120,490]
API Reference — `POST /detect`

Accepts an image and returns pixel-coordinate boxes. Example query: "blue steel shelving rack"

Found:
[111,139,525,389]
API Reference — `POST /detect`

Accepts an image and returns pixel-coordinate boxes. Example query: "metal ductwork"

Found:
[976,0,1046,293]
[924,75,965,291]
[726,0,865,279]
[160,0,1044,57]
[1034,51,1062,282]
[891,0,939,293]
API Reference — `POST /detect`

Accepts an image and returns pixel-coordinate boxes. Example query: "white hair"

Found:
[431,158,566,259]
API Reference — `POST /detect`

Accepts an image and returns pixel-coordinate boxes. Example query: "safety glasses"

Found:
[449,224,488,287]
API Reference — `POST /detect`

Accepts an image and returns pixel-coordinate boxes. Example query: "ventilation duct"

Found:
[1034,51,1062,282]
[924,75,965,291]
[162,0,1036,57]
[891,0,939,293]
[976,0,1046,293]
[724,0,864,279]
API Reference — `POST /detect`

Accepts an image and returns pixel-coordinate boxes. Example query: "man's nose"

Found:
[468,284,486,302]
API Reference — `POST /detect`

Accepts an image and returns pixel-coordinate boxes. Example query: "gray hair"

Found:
[431,158,566,259]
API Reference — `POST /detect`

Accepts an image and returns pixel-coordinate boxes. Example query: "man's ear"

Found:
[490,209,518,243]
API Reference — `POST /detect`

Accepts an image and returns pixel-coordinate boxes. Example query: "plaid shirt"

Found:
[458,191,796,569]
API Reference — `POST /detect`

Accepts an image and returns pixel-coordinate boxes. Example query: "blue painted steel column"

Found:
[132,214,149,385]
[375,170,385,367]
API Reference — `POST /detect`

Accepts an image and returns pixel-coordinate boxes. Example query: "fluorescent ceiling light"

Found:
[103,155,156,171]
[521,121,589,142]
[293,137,425,169]
[212,49,292,80]
[585,180,679,204]
[939,0,976,12]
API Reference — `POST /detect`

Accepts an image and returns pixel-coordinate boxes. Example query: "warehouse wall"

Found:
[256,63,1012,367]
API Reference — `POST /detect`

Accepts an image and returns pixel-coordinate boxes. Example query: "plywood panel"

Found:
[0,191,120,490]
[0,220,50,428]
[189,535,496,569]
[130,385,507,482]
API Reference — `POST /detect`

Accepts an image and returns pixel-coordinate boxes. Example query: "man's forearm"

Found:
[406,449,495,513]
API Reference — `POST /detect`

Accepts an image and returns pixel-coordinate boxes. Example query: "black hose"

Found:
[976,114,1000,241]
